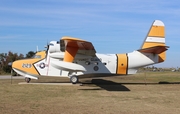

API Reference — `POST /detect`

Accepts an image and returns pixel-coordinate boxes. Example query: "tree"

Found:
[0,50,36,74]
[0,53,6,74]
[26,51,35,58]
[0,51,24,74]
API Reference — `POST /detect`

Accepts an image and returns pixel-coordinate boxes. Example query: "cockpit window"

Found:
[49,43,54,46]
[60,40,65,52]
[32,55,41,59]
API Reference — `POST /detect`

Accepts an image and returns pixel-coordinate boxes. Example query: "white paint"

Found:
[12,68,38,79]
[25,74,38,80]
[127,68,138,74]
[153,20,164,26]
[49,52,64,59]
[128,51,158,68]
[51,61,86,72]
[49,41,60,53]
[146,37,165,43]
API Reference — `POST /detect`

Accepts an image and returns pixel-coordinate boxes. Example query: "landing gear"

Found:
[70,75,79,84]
[25,77,31,83]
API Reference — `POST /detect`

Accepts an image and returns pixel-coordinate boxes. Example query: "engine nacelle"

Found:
[48,41,61,53]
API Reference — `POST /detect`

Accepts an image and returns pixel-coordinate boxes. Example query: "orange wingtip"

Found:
[61,36,88,42]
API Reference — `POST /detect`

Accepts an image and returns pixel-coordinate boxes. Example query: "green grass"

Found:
[136,72,180,82]
[1,72,180,114]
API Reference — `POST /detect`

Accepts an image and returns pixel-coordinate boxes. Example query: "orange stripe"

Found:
[148,26,165,37]
[116,54,128,74]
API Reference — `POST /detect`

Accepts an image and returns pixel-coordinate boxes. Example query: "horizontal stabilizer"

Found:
[138,46,169,54]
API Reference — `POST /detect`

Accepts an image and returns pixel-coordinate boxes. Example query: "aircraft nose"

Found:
[12,59,39,76]
[12,60,22,69]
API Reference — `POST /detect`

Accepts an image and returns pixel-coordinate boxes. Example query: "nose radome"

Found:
[12,60,19,69]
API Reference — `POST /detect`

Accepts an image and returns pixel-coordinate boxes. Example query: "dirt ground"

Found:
[0,72,180,114]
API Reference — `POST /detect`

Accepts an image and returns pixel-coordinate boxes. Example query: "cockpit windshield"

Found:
[49,43,54,46]
[32,55,41,59]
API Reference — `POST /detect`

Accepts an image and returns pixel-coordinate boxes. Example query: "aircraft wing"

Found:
[60,37,96,62]
[138,46,169,54]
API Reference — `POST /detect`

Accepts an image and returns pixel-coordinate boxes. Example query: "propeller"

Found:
[36,46,39,52]
[45,41,49,62]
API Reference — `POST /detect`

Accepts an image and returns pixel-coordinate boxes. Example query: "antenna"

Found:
[36,46,39,52]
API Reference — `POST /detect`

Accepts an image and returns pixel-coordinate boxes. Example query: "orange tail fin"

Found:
[140,20,168,63]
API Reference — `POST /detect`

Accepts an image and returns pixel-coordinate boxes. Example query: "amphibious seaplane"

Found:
[12,20,169,84]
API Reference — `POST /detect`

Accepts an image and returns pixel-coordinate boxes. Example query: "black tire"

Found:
[25,77,31,83]
[70,76,78,84]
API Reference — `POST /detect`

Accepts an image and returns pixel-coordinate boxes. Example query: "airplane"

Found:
[12,20,169,84]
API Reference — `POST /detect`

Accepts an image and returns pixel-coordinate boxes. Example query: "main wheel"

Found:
[25,77,31,83]
[70,75,79,84]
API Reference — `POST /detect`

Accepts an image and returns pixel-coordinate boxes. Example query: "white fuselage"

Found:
[12,40,160,80]
[33,50,158,78]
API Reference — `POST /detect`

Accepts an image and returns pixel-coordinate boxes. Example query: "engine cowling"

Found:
[48,41,61,53]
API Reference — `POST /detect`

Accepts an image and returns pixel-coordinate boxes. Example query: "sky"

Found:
[0,0,180,68]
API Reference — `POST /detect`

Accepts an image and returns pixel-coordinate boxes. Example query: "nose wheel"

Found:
[25,77,31,83]
[70,75,79,84]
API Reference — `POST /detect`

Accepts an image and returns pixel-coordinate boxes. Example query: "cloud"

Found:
[1,0,180,31]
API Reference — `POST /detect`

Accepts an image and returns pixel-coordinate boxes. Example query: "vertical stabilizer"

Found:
[141,20,166,63]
